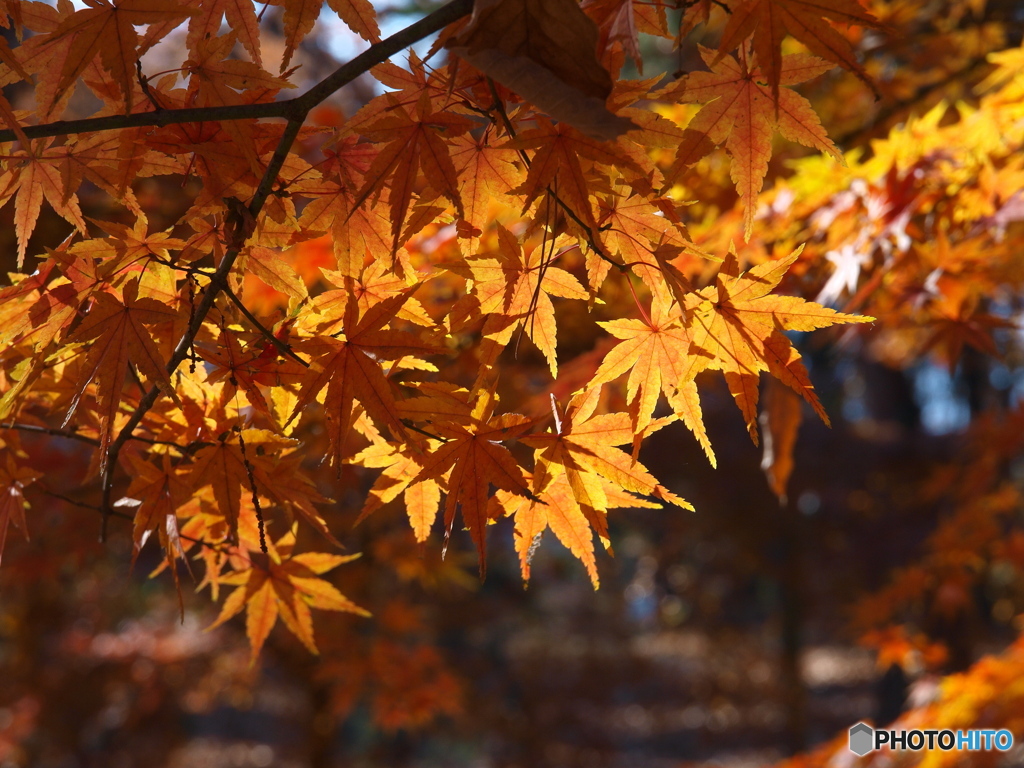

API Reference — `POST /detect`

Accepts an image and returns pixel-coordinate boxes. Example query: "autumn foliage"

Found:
[1,0,1024,763]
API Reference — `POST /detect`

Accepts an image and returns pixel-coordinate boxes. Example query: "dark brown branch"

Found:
[1,421,202,451]
[1,421,100,446]
[0,0,473,145]
[97,0,474,539]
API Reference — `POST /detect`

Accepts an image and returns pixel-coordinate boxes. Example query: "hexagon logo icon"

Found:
[849,722,875,756]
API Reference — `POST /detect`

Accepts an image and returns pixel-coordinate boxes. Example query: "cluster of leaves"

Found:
[0,0,880,659]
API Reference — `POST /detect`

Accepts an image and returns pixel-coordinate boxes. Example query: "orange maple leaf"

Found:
[456,224,589,376]
[717,0,880,103]
[588,290,716,464]
[504,117,641,233]
[210,529,367,660]
[276,0,380,70]
[289,288,442,470]
[684,250,872,443]
[352,439,442,543]
[186,0,264,65]
[520,391,688,573]
[352,94,473,252]
[65,278,181,472]
[5,140,90,267]
[121,452,188,568]
[522,388,689,543]
[32,0,196,112]
[0,454,39,567]
[666,48,842,239]
[498,471,660,588]
[409,386,534,575]
[189,428,336,546]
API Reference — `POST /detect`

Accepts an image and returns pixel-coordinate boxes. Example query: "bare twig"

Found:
[0,0,473,145]
[222,284,310,368]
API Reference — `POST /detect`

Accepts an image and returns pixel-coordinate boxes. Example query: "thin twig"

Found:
[1,421,203,451]
[222,284,309,368]
[0,0,473,145]
[1,421,100,446]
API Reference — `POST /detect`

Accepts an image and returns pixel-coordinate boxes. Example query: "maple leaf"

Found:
[0,454,39,567]
[65,278,181,473]
[665,48,842,239]
[353,440,442,543]
[210,529,367,659]
[450,132,527,251]
[457,224,589,377]
[289,289,442,470]
[31,0,196,112]
[120,452,189,569]
[581,0,673,72]
[189,428,337,546]
[521,388,690,546]
[184,32,295,178]
[272,0,380,71]
[683,250,873,443]
[5,140,90,267]
[759,378,803,504]
[294,145,398,277]
[306,263,435,333]
[498,471,660,588]
[588,291,716,464]
[717,0,881,103]
[352,94,473,252]
[197,327,304,420]
[186,0,263,65]
[408,386,534,575]
[505,117,641,234]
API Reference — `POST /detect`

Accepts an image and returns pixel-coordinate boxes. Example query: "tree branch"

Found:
[0,0,473,145]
